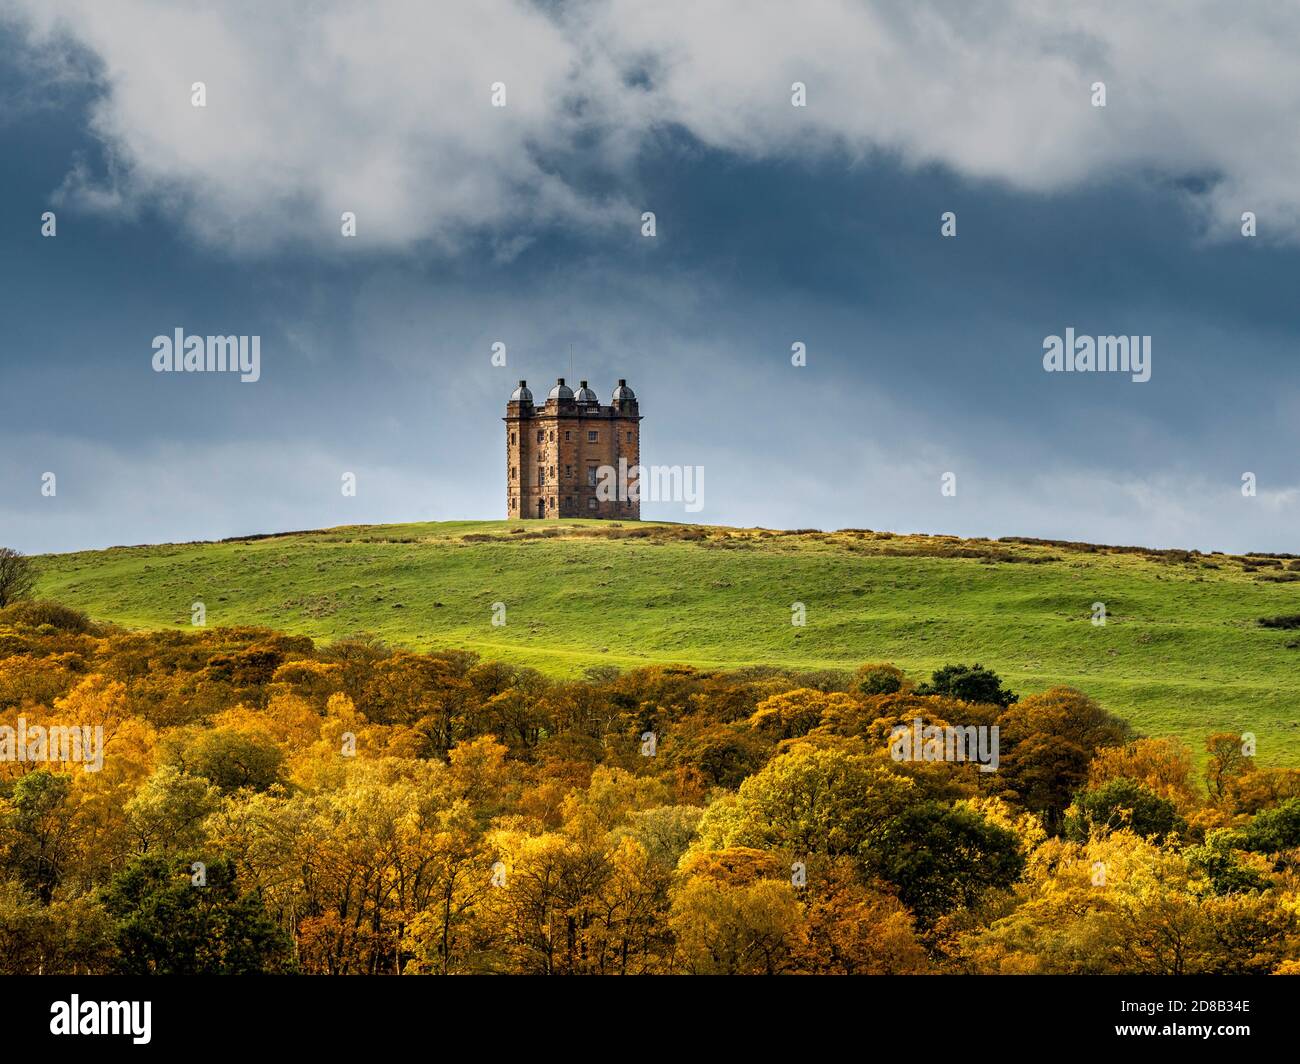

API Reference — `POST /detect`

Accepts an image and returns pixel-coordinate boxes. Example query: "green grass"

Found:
[34,519,1300,764]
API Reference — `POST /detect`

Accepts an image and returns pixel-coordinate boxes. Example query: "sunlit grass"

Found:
[36,519,1300,764]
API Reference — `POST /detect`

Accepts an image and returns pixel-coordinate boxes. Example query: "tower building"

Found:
[505,378,641,519]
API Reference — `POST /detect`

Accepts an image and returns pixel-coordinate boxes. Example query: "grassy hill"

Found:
[34,519,1300,764]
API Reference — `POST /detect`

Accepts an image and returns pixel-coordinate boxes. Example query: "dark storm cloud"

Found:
[2,3,1298,553]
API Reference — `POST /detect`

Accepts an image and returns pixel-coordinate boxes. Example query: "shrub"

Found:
[851,662,906,696]
[917,663,1016,707]
[0,599,93,633]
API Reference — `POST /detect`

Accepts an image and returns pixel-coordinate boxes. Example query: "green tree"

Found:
[124,765,222,854]
[850,663,906,697]
[1064,778,1185,842]
[0,771,74,904]
[101,855,294,974]
[1184,842,1268,895]
[1240,797,1300,854]
[864,801,1024,926]
[917,663,1016,707]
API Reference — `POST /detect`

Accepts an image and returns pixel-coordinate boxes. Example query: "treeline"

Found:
[1,598,1299,975]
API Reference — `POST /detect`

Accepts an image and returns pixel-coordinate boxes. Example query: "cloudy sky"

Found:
[2,0,1299,554]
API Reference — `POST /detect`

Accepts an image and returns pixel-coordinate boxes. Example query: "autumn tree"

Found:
[1205,731,1255,802]
[960,831,1298,975]
[694,741,916,858]
[0,881,115,975]
[995,687,1132,831]
[1227,767,1300,815]
[1086,737,1196,808]
[479,827,613,975]
[748,688,857,740]
[790,858,930,974]
[669,849,802,975]
[0,548,36,608]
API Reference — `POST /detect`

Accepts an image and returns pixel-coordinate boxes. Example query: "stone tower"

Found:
[505,378,642,519]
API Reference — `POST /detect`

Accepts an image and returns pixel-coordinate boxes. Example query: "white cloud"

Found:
[12,0,628,254]
[587,0,1300,239]
[12,0,1300,250]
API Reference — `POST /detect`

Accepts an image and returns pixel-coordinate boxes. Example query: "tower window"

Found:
[549,430,554,441]
[536,430,543,444]
[587,430,598,442]
[538,467,545,485]
[626,432,633,443]
[510,432,516,444]
[586,466,597,486]
[587,498,597,510]
[565,465,572,477]
[565,431,571,441]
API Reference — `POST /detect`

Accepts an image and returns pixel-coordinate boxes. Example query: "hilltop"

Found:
[34,519,1300,763]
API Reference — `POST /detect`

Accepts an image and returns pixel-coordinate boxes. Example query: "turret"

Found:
[611,378,637,413]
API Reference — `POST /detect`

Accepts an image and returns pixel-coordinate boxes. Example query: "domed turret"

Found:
[574,379,598,403]
[510,380,533,402]
[611,378,635,403]
[548,377,574,400]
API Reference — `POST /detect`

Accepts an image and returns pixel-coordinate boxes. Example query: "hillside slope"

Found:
[34,519,1300,762]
